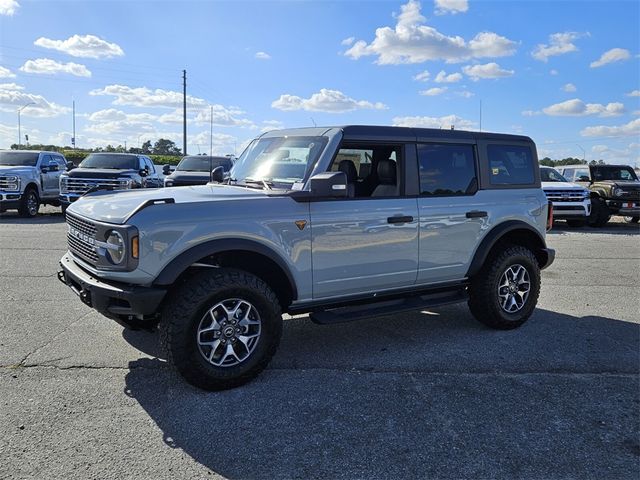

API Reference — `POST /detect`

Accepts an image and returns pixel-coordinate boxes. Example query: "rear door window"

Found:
[418,144,477,196]
[487,145,535,185]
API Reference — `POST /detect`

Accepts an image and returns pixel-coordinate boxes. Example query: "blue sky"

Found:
[0,0,638,165]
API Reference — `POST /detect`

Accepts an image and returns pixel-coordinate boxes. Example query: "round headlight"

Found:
[613,187,623,197]
[105,230,125,264]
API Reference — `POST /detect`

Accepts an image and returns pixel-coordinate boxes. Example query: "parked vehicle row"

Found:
[1,149,637,229]
[0,151,235,217]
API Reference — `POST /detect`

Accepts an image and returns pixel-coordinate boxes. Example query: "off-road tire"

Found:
[588,197,610,227]
[566,218,586,228]
[623,216,639,224]
[160,268,282,391]
[468,245,541,330]
[18,187,39,218]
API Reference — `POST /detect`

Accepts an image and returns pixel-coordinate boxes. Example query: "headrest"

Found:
[338,160,357,183]
[377,159,396,185]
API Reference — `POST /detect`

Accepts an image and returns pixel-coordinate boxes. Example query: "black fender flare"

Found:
[466,220,547,277]
[153,238,298,300]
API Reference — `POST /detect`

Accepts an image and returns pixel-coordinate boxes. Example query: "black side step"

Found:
[309,287,468,325]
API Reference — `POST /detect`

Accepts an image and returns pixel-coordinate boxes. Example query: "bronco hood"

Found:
[66,184,272,224]
[65,167,138,179]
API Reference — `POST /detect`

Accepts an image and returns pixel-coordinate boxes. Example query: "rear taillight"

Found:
[546,201,554,231]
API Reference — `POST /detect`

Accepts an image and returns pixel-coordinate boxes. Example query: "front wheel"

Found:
[468,245,541,330]
[18,188,39,218]
[160,268,282,391]
[588,198,610,227]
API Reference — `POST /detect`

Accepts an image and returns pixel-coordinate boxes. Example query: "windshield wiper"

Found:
[243,178,273,190]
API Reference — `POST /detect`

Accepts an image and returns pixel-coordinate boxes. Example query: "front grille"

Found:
[619,190,640,200]
[543,189,586,202]
[61,177,125,195]
[0,176,19,191]
[66,213,99,264]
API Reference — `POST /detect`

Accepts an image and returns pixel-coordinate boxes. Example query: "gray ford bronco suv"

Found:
[58,126,554,390]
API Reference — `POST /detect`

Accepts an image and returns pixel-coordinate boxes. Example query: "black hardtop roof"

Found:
[338,125,533,143]
[563,164,633,169]
[87,152,140,156]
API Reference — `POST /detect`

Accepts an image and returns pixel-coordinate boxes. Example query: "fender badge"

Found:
[295,220,307,231]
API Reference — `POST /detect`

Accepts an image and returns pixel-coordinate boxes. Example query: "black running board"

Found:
[309,287,467,325]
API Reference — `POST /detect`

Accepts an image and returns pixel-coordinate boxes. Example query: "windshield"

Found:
[79,154,139,170]
[540,168,568,182]
[230,135,328,188]
[177,156,233,172]
[0,151,39,166]
[592,166,638,182]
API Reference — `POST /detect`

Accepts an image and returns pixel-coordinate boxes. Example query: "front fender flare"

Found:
[153,238,298,300]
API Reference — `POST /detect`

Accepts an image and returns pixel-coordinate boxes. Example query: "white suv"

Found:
[540,166,591,227]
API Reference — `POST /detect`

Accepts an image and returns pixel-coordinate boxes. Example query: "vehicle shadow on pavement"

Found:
[123,308,639,479]
[0,212,65,224]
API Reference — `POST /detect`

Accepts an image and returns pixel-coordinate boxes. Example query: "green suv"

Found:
[560,164,640,226]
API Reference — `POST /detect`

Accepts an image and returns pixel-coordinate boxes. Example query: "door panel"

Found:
[40,154,58,198]
[310,198,419,299]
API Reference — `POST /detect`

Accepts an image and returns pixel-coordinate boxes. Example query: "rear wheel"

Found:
[623,216,639,224]
[468,245,541,330]
[160,268,282,391]
[588,197,610,227]
[18,187,39,218]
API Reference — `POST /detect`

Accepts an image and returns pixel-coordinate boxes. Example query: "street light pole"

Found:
[17,102,35,148]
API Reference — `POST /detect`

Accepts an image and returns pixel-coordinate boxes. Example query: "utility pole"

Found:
[209,105,213,156]
[182,69,187,156]
[72,100,76,149]
[17,102,35,148]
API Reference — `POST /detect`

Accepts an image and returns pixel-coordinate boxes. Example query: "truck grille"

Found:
[619,189,640,200]
[543,189,586,202]
[0,175,19,190]
[66,213,99,264]
[61,177,126,195]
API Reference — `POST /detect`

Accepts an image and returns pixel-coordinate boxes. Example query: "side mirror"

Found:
[162,164,171,175]
[210,166,224,183]
[578,175,590,182]
[309,171,348,198]
[66,161,75,171]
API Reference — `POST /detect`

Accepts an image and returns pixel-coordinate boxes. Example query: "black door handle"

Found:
[466,210,487,218]
[387,215,414,224]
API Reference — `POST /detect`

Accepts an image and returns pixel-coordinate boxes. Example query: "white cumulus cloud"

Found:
[0,0,19,16]
[435,0,468,15]
[562,83,577,92]
[0,66,15,78]
[413,70,430,81]
[627,90,640,97]
[393,114,475,130]
[434,70,462,83]
[255,51,271,60]
[590,48,631,68]
[90,84,207,108]
[341,37,355,46]
[344,0,516,64]
[34,34,124,59]
[420,87,447,96]
[532,32,587,62]
[581,118,640,137]
[20,58,91,77]
[542,98,624,117]
[0,82,70,117]
[462,62,514,80]
[272,88,387,113]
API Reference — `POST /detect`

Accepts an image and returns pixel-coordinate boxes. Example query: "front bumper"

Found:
[548,200,590,219]
[59,194,81,205]
[606,199,640,216]
[58,252,166,323]
[0,192,22,209]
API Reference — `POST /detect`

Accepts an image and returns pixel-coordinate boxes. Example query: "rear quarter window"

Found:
[487,144,535,185]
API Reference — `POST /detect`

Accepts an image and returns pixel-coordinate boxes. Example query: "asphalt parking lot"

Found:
[1,207,639,480]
